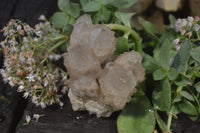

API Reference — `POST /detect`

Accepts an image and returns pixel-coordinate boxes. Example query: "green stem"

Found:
[48,39,66,53]
[167,112,173,133]
[17,33,22,45]
[105,24,142,54]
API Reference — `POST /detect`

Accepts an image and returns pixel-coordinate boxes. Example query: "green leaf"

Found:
[152,79,171,111]
[153,68,166,81]
[194,82,200,93]
[117,96,155,133]
[154,110,167,131]
[63,24,73,35]
[82,1,101,12]
[138,17,158,41]
[142,53,159,74]
[177,98,198,116]
[171,104,181,115]
[168,14,176,26]
[172,94,182,103]
[111,0,138,9]
[98,6,111,23]
[190,46,200,63]
[180,90,195,101]
[114,11,135,28]
[159,39,171,70]
[58,0,70,13]
[51,12,75,29]
[172,40,192,74]
[70,3,80,18]
[114,37,129,55]
[174,74,192,87]
[153,48,160,63]
[168,67,178,80]
[59,41,69,53]
[80,0,89,6]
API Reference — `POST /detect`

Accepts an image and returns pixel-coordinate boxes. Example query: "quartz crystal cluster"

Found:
[64,15,145,117]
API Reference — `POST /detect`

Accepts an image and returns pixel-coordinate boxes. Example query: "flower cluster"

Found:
[171,16,200,51]
[0,16,68,108]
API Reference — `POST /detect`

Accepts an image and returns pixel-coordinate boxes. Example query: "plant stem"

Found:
[166,112,173,133]
[48,39,67,53]
[105,24,142,54]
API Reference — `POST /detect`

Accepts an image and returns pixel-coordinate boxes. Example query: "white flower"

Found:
[187,16,194,22]
[38,15,46,21]
[36,31,43,37]
[17,25,22,31]
[175,45,180,51]
[33,114,44,122]
[173,38,180,45]
[26,73,35,82]
[24,115,31,125]
[40,102,46,109]
[23,37,28,43]
[9,29,15,36]
[0,41,5,48]
[194,24,200,32]
[17,85,24,92]
[48,54,61,61]
[23,92,29,99]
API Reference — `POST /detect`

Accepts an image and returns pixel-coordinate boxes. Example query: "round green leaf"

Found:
[82,1,101,12]
[153,68,166,81]
[51,12,75,29]
[114,37,129,55]
[58,0,70,13]
[71,3,80,18]
[117,96,155,133]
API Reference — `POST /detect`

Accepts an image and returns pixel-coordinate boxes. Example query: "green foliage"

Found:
[48,1,200,132]
[117,96,155,133]
[172,40,192,74]
[114,12,135,28]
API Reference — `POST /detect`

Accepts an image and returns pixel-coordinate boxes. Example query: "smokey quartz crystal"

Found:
[64,15,145,117]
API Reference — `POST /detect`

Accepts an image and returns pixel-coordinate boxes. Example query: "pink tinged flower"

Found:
[173,38,180,45]
[187,16,194,22]
[194,24,200,32]
[175,45,180,51]
[17,25,22,31]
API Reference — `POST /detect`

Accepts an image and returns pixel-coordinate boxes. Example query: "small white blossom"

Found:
[175,45,180,51]
[173,38,180,45]
[48,54,62,61]
[26,74,35,82]
[38,15,46,21]
[40,102,46,109]
[24,115,31,125]
[194,24,200,32]
[17,25,22,31]
[23,92,29,99]
[187,16,194,22]
[9,29,15,36]
[17,85,24,92]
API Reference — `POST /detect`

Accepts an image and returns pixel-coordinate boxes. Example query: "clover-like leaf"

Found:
[115,11,135,28]
[58,0,71,13]
[168,67,178,81]
[51,12,75,29]
[114,37,129,55]
[153,68,166,81]
[117,96,155,133]
[82,1,101,12]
